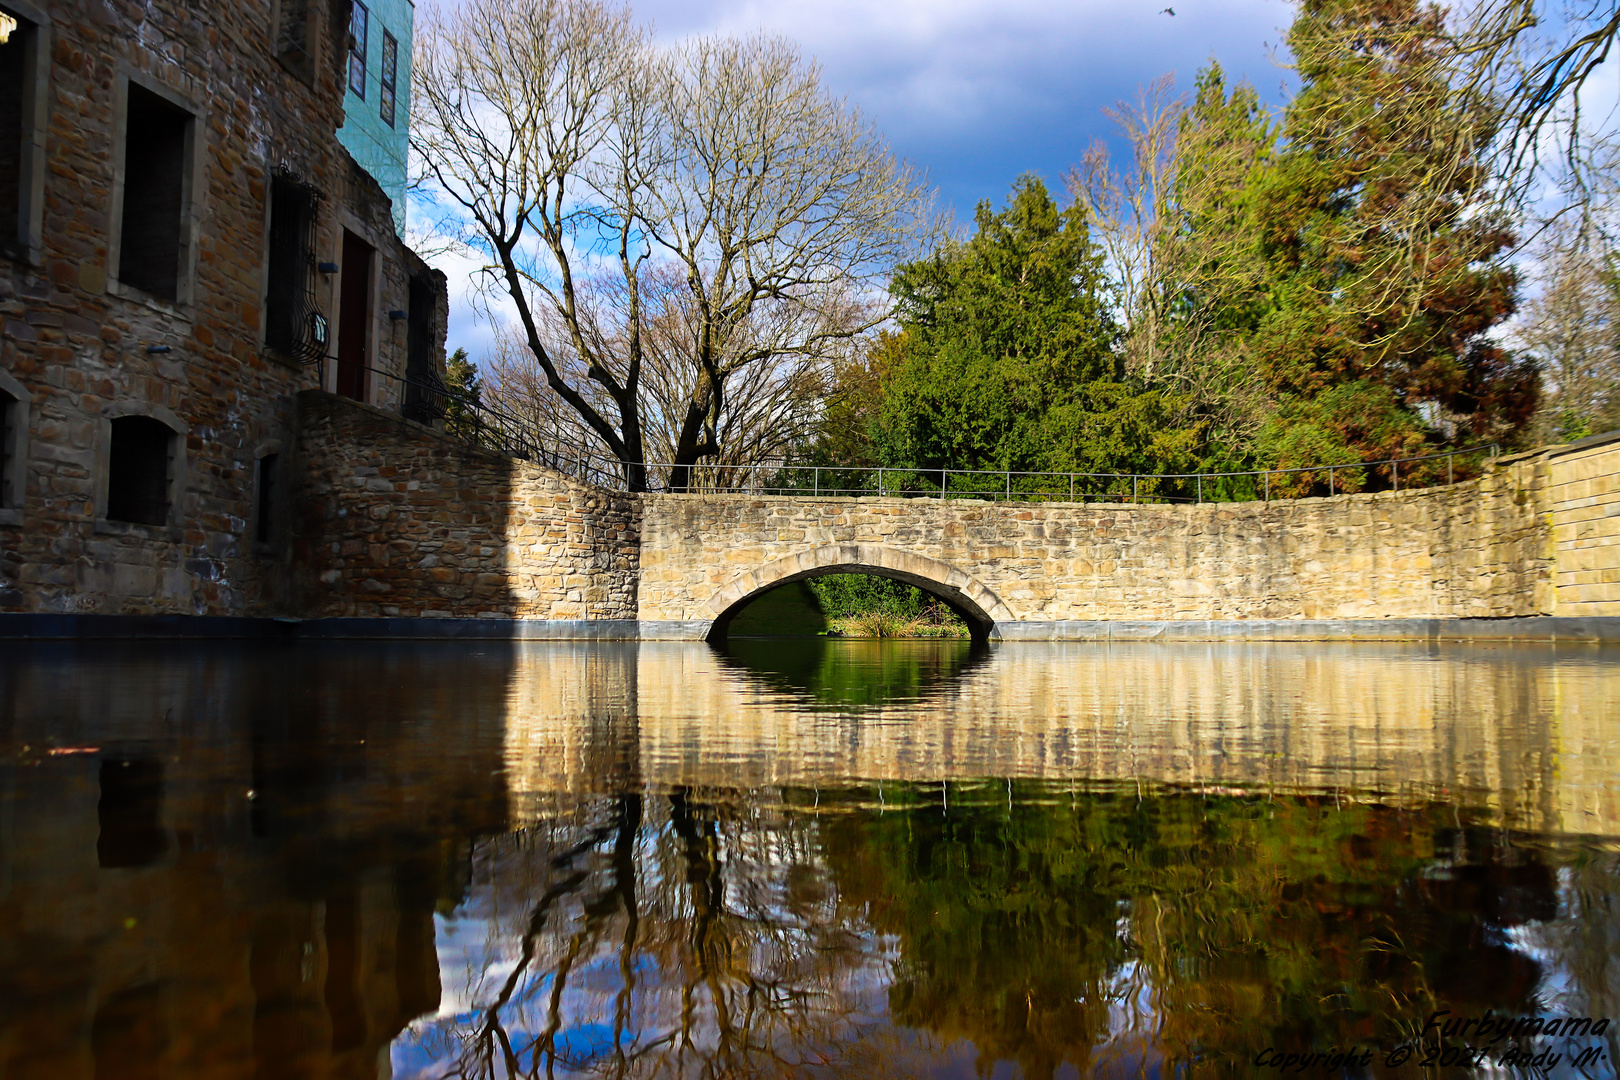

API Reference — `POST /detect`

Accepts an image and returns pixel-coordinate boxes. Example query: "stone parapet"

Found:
[993,616,1620,642]
[292,391,640,621]
[1549,430,1620,616]
[638,452,1553,630]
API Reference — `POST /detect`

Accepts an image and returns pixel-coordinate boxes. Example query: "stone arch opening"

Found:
[705,544,1013,645]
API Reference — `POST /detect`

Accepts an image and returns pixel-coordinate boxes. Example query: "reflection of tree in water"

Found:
[407,781,1590,1079]
[820,783,1567,1079]
[1517,847,1620,1070]
[418,788,884,1079]
[712,638,987,710]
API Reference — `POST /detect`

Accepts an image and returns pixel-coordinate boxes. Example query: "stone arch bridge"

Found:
[294,393,1620,641]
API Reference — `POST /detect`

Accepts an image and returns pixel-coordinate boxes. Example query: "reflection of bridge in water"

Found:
[3,639,1617,1079]
[501,640,1620,837]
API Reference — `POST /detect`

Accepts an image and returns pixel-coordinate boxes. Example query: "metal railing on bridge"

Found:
[326,360,1502,505]
[551,446,1502,504]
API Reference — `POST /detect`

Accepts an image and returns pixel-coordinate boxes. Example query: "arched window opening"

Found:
[107,416,175,526]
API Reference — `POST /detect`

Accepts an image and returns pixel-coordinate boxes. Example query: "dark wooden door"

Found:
[336,230,373,401]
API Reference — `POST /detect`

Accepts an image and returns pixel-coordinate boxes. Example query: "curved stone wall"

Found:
[636,454,1553,638]
[280,395,1620,641]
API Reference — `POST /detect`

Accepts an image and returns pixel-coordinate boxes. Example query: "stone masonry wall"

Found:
[293,391,640,620]
[0,1,349,616]
[637,452,1553,626]
[1549,432,1620,616]
[0,1,444,619]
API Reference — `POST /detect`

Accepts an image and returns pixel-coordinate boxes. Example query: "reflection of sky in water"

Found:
[388,784,1619,1078]
[1,640,1617,1079]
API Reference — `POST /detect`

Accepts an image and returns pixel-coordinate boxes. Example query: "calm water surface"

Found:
[2,639,1618,1079]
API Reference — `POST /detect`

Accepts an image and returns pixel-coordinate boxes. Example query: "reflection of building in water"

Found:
[1,641,1615,1078]
[500,641,1620,836]
[0,645,510,1079]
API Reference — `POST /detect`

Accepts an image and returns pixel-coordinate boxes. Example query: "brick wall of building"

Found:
[292,391,641,620]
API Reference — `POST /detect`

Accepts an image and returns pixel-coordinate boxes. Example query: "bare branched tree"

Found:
[479,266,873,487]
[411,0,936,490]
[1450,0,1620,207]
[1522,214,1620,441]
[1068,71,1274,450]
[1067,74,1184,379]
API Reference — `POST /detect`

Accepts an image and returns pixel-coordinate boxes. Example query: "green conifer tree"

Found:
[878,176,1200,496]
[442,347,483,442]
[1248,0,1536,490]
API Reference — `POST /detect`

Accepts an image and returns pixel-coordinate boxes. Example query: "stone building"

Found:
[0,0,448,619]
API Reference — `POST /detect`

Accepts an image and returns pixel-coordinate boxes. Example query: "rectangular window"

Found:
[401,272,441,424]
[274,0,314,82]
[264,174,318,356]
[106,416,174,527]
[348,1,368,99]
[0,5,43,263]
[118,84,191,302]
[0,7,28,255]
[335,230,374,402]
[98,757,168,869]
[0,388,12,507]
[255,453,278,545]
[379,30,397,127]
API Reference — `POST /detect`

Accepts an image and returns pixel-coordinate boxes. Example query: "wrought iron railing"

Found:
[312,360,623,479]
[314,358,1503,504]
[557,444,1500,503]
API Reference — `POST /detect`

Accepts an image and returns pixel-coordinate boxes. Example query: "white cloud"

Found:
[637,0,1293,167]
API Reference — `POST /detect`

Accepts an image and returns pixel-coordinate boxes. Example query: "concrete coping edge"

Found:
[4,614,1620,642]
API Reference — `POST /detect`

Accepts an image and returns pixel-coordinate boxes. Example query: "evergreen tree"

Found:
[442,347,483,442]
[877,176,1199,495]
[1249,0,1536,488]
[1153,64,1279,475]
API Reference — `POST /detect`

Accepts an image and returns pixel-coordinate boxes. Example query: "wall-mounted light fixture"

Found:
[146,345,172,355]
[0,15,18,45]
[387,309,408,321]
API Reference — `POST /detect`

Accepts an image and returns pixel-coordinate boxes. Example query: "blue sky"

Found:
[430,0,1301,359]
[633,0,1296,214]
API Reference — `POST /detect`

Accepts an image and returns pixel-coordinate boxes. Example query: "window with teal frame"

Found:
[348,1,368,99]
[380,30,397,127]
